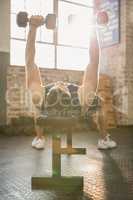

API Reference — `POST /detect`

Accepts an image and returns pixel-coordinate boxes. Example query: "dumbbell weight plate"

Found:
[17,12,28,27]
[97,11,109,25]
[45,14,56,30]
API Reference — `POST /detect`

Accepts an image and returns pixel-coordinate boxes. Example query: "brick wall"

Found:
[99,0,128,125]
[6,65,116,129]
[6,65,83,123]
[126,0,133,124]
[99,0,133,125]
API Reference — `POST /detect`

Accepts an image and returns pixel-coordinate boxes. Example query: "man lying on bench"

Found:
[25,14,117,150]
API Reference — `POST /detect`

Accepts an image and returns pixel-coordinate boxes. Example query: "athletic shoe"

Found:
[34,138,45,149]
[105,134,117,149]
[98,139,109,150]
[32,137,38,147]
[98,134,117,150]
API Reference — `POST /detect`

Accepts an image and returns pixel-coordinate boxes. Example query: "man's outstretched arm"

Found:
[25,16,44,105]
[78,27,100,110]
[82,28,100,87]
[25,15,44,67]
[25,25,36,67]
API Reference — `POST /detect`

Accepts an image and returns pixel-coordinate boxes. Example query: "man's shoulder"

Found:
[41,82,79,95]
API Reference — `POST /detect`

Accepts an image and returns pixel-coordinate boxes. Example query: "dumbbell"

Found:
[16,12,56,30]
[97,11,109,25]
[68,11,109,27]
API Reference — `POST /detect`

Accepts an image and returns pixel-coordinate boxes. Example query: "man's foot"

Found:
[98,134,117,150]
[32,137,45,150]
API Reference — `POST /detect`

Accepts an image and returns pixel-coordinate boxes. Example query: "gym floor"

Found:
[0,127,133,200]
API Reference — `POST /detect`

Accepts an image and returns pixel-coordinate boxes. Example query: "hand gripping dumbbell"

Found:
[16,12,56,30]
[68,11,109,27]
[97,11,109,25]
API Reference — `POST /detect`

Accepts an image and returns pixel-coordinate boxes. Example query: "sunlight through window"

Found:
[11,0,93,70]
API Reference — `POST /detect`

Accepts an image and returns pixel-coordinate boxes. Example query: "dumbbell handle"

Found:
[27,16,46,25]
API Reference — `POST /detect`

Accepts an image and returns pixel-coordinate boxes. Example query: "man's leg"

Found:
[96,109,108,139]
[32,116,45,149]
[31,127,45,149]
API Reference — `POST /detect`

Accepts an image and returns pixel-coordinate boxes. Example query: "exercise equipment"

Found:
[68,11,109,26]
[32,117,86,192]
[31,84,86,193]
[97,11,109,25]
[16,12,56,29]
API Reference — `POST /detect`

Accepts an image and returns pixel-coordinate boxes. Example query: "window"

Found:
[58,1,93,47]
[11,0,93,70]
[36,43,55,68]
[65,0,93,6]
[57,46,89,70]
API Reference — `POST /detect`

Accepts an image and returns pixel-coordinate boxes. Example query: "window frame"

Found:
[11,0,94,69]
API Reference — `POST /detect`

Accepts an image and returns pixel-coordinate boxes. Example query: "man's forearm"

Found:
[25,26,37,67]
[82,28,100,86]
[89,29,100,67]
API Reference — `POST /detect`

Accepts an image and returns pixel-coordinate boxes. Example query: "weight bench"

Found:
[32,116,86,192]
[31,83,101,192]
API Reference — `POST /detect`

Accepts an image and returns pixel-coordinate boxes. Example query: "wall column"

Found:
[0,0,10,125]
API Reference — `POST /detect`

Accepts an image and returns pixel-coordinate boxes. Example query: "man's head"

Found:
[46,82,71,109]
[54,81,70,94]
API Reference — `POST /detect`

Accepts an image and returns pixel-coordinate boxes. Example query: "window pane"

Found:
[26,0,41,15]
[38,0,54,43]
[11,14,25,39]
[40,0,53,15]
[40,27,53,43]
[36,43,55,68]
[68,0,93,6]
[57,46,89,70]
[26,0,53,15]
[11,0,25,13]
[26,0,53,43]
[58,2,93,47]
[11,40,55,68]
[11,39,25,66]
